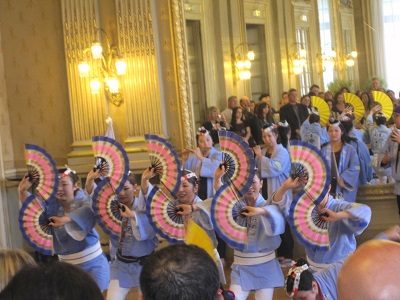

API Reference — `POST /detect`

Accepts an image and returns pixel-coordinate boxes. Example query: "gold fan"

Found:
[343,93,365,122]
[372,91,393,120]
[311,96,330,126]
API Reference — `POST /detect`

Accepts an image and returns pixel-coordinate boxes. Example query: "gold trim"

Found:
[170,0,194,149]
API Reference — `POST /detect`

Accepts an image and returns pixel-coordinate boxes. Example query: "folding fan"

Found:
[311,96,330,126]
[372,91,393,120]
[92,136,130,194]
[288,190,329,250]
[218,130,256,196]
[19,194,53,255]
[147,185,185,243]
[290,140,331,205]
[343,93,365,122]
[92,179,122,239]
[24,144,58,200]
[144,134,182,196]
[211,183,248,248]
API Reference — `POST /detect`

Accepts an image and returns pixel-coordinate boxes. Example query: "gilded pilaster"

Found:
[170,0,194,149]
[61,0,107,150]
[116,0,163,143]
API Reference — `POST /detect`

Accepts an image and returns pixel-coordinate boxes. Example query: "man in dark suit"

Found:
[279,88,309,140]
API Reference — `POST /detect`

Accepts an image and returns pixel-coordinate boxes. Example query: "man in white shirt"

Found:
[221,95,238,129]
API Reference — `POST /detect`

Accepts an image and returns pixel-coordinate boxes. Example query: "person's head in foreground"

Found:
[337,239,400,300]
[140,244,221,300]
[285,258,319,300]
[0,261,103,300]
[0,249,36,292]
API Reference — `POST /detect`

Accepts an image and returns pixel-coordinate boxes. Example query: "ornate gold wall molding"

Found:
[61,0,107,146]
[170,0,194,149]
[116,0,163,143]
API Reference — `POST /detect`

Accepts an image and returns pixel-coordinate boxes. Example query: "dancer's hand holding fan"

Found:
[24,144,59,200]
[144,135,186,242]
[144,134,182,196]
[19,144,59,255]
[91,136,130,238]
[92,136,130,194]
[210,131,256,248]
[288,140,331,250]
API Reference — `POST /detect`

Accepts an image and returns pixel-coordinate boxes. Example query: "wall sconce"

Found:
[234,42,255,80]
[78,28,127,106]
[345,50,358,67]
[319,48,336,72]
[318,48,357,72]
[290,48,307,75]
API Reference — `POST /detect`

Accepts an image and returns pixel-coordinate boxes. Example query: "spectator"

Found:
[279,92,289,111]
[309,84,320,96]
[220,96,238,129]
[140,244,223,300]
[0,249,36,292]
[202,106,226,149]
[378,105,400,214]
[279,89,309,140]
[0,261,104,300]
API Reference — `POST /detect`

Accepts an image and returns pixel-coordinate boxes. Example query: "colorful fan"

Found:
[147,185,185,243]
[211,184,248,248]
[290,140,331,205]
[311,96,330,126]
[19,194,53,255]
[24,144,58,200]
[144,134,182,196]
[218,130,256,196]
[92,179,122,239]
[372,91,393,120]
[343,93,365,122]
[288,190,329,250]
[92,136,130,194]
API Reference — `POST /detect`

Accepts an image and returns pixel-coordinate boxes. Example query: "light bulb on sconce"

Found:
[233,42,255,81]
[318,47,357,72]
[289,46,307,75]
[77,28,127,106]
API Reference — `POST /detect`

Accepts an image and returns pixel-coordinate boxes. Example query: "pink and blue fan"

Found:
[92,136,129,194]
[218,130,256,196]
[144,134,182,196]
[211,184,248,248]
[24,144,59,200]
[19,194,53,255]
[289,140,331,205]
[288,190,329,250]
[147,185,185,243]
[92,179,122,239]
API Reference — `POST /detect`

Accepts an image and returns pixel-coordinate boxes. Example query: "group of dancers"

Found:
[16,125,382,300]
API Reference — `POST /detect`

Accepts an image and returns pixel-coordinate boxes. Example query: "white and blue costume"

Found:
[44,189,110,290]
[255,143,291,212]
[107,191,158,298]
[321,143,360,202]
[229,194,286,298]
[142,184,226,284]
[305,197,371,272]
[312,230,392,300]
[183,147,222,199]
[300,120,330,149]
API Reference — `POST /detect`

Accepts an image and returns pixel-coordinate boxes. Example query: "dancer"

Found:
[272,176,371,272]
[140,167,226,285]
[18,167,110,291]
[86,170,158,300]
[211,167,286,300]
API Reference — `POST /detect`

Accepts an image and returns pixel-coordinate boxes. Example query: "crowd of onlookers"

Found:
[203,78,400,186]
